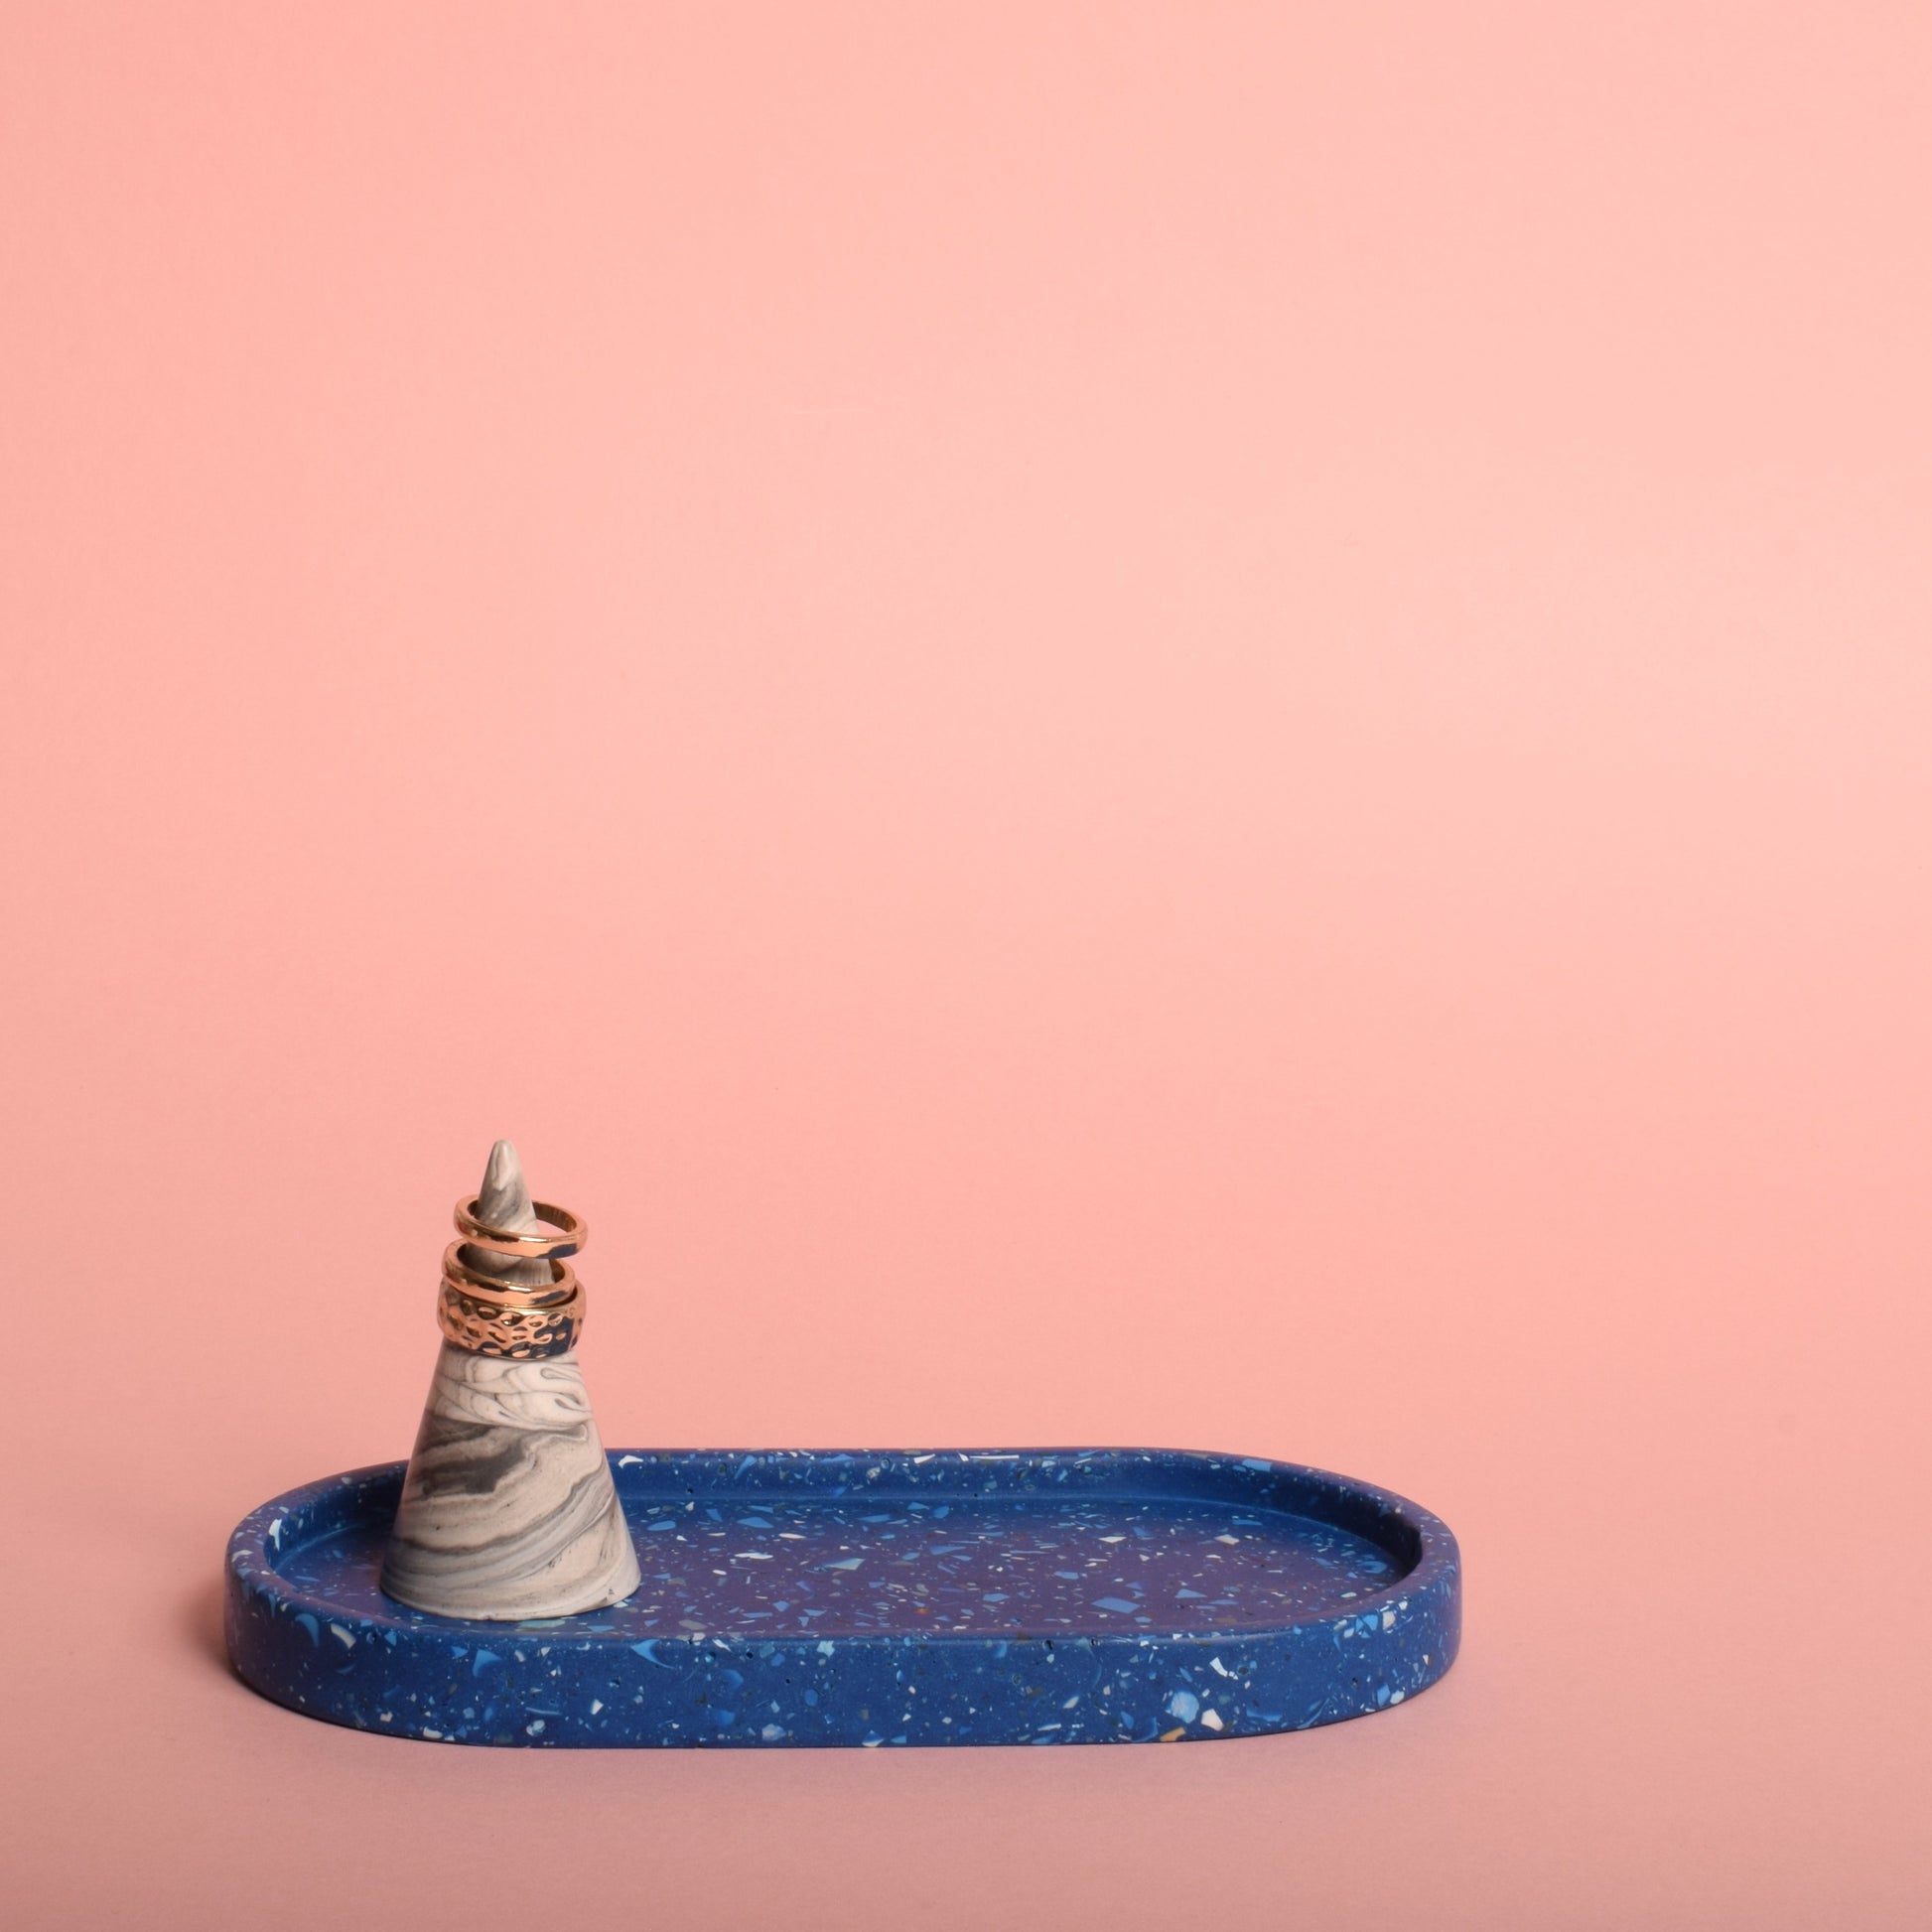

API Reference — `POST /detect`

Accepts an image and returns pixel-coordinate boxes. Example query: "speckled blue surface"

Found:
[225,1449,1459,1746]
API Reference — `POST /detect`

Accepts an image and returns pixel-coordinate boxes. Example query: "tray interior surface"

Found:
[267,1456,1412,1641]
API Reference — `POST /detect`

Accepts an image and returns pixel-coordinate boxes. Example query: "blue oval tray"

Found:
[225,1449,1459,1746]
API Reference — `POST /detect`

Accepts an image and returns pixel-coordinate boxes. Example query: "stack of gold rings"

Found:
[437,1195,589,1360]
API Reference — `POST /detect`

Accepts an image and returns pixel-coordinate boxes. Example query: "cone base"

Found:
[378,1343,642,1622]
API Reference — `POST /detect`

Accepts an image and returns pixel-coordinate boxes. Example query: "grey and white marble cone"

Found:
[379,1141,641,1620]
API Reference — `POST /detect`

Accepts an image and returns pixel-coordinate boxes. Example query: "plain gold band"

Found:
[453,1195,587,1260]
[441,1243,580,1303]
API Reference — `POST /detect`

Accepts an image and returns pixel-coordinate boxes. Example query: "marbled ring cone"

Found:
[380,1141,641,1620]
[379,1343,641,1619]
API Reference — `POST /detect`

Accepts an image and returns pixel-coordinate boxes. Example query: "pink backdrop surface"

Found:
[4,5,1928,1928]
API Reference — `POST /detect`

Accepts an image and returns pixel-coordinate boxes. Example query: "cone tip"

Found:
[476,1139,536,1227]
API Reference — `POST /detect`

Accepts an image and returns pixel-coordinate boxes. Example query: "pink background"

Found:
[5,5,1929,1927]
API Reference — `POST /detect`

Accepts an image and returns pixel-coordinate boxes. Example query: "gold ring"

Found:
[453,1195,587,1260]
[441,1243,580,1302]
[437,1276,584,1358]
[439,1243,585,1356]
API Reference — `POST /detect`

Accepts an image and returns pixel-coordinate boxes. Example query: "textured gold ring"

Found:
[437,1276,584,1358]
[437,1209,588,1358]
[453,1195,587,1260]
[438,1245,584,1358]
